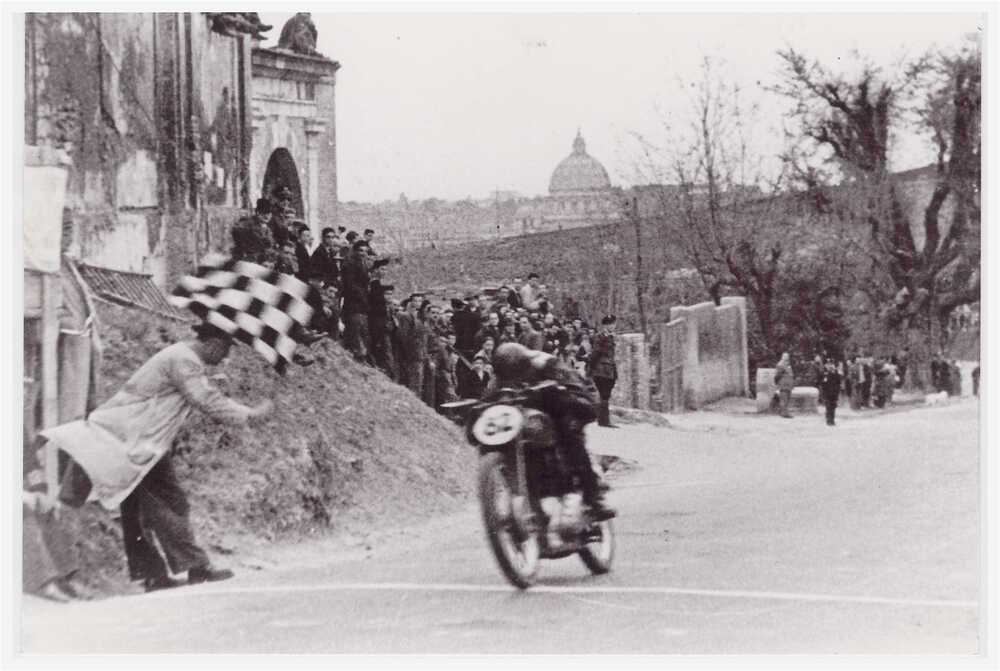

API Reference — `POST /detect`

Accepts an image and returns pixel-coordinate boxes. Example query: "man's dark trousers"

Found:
[593,377,615,426]
[824,399,837,426]
[120,454,210,581]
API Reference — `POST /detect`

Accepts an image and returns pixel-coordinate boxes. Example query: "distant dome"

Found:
[548,131,612,194]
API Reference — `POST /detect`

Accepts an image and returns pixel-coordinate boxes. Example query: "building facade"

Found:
[24,12,255,288]
[250,34,339,237]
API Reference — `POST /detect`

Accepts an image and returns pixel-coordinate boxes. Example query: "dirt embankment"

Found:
[52,302,476,595]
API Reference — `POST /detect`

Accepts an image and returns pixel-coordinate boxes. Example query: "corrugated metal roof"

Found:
[75,263,192,322]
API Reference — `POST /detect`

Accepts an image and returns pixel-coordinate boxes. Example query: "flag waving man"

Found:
[40,256,319,592]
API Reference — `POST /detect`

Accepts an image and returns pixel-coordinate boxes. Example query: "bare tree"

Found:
[632,57,824,362]
[774,38,980,378]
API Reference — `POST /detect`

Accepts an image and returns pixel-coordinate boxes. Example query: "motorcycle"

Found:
[442,380,615,589]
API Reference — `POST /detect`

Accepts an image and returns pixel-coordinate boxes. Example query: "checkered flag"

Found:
[169,254,322,374]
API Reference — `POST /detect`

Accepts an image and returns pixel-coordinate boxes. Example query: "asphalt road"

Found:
[20,399,981,654]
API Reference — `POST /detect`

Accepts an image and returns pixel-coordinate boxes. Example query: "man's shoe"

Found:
[38,580,74,602]
[57,577,93,600]
[144,575,183,593]
[187,566,234,585]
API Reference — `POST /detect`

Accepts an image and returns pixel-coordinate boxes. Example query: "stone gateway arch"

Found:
[250,16,340,236]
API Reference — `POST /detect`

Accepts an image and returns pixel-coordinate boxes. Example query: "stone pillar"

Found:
[756,368,776,413]
[304,118,327,236]
[721,296,750,397]
[610,335,634,408]
[670,304,702,408]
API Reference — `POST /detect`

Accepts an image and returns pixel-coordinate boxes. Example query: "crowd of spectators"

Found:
[230,192,614,412]
[778,346,973,426]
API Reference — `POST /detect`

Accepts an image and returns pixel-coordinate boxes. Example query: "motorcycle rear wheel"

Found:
[578,520,615,575]
[478,451,540,589]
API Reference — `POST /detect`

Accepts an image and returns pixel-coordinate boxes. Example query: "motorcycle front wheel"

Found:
[478,451,540,589]
[578,519,615,575]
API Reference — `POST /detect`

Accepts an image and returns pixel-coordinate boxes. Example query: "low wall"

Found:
[604,296,749,412]
[668,297,749,408]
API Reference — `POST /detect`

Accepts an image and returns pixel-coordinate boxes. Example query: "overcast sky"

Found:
[257,11,982,203]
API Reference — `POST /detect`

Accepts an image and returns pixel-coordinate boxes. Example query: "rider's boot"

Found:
[587,493,617,521]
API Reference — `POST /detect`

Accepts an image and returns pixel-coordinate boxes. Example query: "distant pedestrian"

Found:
[774,352,795,418]
[949,360,962,397]
[848,356,863,410]
[895,346,910,389]
[820,358,842,426]
[860,353,874,407]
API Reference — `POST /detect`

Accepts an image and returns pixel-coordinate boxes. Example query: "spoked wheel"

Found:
[578,519,615,575]
[478,452,540,589]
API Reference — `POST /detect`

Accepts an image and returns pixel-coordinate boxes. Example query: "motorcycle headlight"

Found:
[472,405,523,445]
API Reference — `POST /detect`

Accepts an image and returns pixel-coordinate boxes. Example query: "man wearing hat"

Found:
[40,322,274,592]
[231,198,277,265]
[587,315,619,428]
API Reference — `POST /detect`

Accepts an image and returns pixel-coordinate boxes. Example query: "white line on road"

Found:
[149,581,977,610]
[615,479,718,490]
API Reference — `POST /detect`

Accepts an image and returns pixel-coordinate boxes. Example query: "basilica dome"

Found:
[548,131,612,194]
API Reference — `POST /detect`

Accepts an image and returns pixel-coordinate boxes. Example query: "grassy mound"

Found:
[53,301,474,595]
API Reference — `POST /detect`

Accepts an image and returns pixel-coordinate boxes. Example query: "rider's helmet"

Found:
[492,342,537,386]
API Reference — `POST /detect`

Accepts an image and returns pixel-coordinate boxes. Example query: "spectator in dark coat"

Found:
[461,355,492,399]
[293,223,313,282]
[587,315,619,428]
[860,353,874,407]
[231,198,276,265]
[368,281,397,380]
[435,333,459,411]
[310,227,341,289]
[340,240,372,362]
[949,360,962,397]
[820,358,842,426]
[452,296,482,359]
[395,297,427,396]
[420,301,439,408]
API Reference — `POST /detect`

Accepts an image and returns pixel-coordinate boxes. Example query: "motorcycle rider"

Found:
[489,342,616,521]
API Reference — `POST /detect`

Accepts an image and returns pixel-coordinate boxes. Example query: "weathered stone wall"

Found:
[25,13,251,288]
[667,296,749,409]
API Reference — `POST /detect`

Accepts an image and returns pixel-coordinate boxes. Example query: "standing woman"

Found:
[587,315,619,428]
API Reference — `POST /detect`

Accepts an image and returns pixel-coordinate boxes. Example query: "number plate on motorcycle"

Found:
[472,405,524,445]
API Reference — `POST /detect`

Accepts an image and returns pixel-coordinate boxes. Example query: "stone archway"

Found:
[262,148,304,218]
